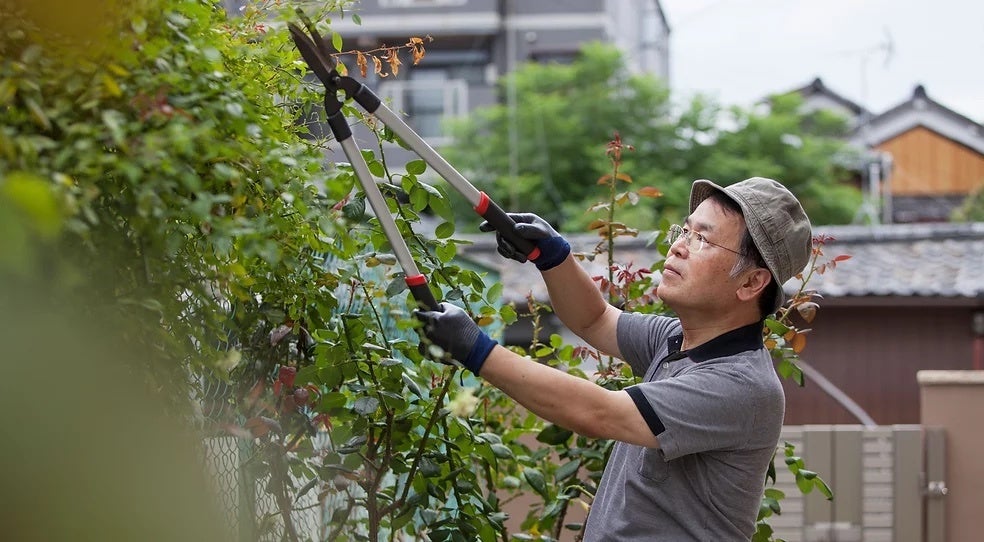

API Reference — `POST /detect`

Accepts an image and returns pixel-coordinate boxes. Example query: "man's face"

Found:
[657,198,746,314]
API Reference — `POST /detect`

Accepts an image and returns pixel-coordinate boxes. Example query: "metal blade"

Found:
[288,23,337,87]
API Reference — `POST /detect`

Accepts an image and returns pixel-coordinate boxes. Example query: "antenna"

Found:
[852,27,896,225]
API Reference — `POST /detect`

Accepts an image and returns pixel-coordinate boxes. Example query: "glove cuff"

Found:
[533,236,571,271]
[464,333,497,375]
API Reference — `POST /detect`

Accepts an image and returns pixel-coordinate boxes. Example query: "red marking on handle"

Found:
[473,191,491,215]
[528,247,541,261]
[405,274,427,287]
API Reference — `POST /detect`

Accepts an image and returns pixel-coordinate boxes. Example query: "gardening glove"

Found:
[479,213,570,271]
[415,302,497,375]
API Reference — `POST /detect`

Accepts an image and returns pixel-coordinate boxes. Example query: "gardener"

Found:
[417,177,812,541]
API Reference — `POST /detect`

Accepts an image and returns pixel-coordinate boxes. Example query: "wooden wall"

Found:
[876,126,984,196]
[781,304,976,425]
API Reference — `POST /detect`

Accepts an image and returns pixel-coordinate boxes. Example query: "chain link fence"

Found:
[199,377,332,541]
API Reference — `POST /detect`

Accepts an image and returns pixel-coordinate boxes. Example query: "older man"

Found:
[417,177,812,540]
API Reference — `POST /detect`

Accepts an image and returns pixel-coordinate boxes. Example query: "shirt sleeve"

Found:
[616,312,678,377]
[627,362,764,461]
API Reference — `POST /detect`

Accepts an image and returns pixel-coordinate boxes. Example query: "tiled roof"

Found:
[799,222,984,299]
[457,222,984,303]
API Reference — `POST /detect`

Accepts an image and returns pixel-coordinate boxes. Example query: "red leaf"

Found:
[278,365,297,388]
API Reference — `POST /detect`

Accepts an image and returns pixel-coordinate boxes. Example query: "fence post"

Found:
[892,425,923,542]
[802,425,833,541]
[831,425,862,538]
[923,427,946,542]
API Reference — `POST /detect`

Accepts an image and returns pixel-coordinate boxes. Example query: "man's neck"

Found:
[677,310,761,351]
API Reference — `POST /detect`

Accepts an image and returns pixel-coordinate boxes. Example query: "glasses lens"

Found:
[666,225,681,245]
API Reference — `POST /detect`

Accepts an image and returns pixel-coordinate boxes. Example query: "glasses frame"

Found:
[666,224,745,257]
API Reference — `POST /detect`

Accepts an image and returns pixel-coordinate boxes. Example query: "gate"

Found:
[770,425,947,542]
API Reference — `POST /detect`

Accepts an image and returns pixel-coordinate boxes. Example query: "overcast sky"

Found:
[660,0,984,121]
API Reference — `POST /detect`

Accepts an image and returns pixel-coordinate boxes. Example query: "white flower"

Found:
[448,387,480,418]
[217,348,242,372]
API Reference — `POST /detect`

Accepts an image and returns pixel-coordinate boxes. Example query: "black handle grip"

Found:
[407,279,440,312]
[476,195,539,260]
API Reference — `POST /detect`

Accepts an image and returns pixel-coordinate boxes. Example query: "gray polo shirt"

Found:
[581,313,785,541]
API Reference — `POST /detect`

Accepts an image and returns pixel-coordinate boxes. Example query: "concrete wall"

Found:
[918,370,984,542]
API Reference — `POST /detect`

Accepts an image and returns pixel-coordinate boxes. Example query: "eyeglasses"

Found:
[666,224,745,256]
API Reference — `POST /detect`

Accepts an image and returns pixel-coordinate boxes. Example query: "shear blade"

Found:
[288,22,337,87]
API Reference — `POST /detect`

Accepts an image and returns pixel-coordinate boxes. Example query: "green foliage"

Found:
[1,2,841,540]
[952,184,984,221]
[444,43,862,230]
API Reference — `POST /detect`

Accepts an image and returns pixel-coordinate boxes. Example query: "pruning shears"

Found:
[288,13,540,312]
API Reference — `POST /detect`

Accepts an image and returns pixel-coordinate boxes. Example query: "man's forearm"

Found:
[479,345,658,448]
[539,254,621,356]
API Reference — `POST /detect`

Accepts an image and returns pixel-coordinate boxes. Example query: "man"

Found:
[416,177,812,540]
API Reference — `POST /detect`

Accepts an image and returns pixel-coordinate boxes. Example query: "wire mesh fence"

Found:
[199,376,331,541]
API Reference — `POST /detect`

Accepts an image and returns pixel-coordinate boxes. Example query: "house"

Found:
[458,221,984,426]
[787,78,984,223]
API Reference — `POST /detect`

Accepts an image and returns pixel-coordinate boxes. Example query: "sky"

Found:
[659,0,984,121]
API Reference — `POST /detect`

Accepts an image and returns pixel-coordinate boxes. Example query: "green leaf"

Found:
[386,277,408,296]
[522,467,548,498]
[353,396,380,416]
[765,318,789,336]
[795,473,814,494]
[406,159,427,175]
[429,192,454,221]
[410,185,429,211]
[367,160,385,178]
[490,443,513,459]
[402,373,422,397]
[486,282,503,302]
[435,221,455,239]
[499,304,517,325]
[554,459,581,482]
[536,424,573,445]
[435,242,456,263]
[331,31,343,53]
[817,478,833,500]
[320,392,347,410]
[337,435,368,454]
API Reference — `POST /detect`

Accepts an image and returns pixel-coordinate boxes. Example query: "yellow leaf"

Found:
[476,316,494,326]
[107,63,130,77]
[101,73,122,97]
[637,186,663,198]
[587,219,607,230]
[764,338,777,350]
[615,172,632,183]
[597,173,613,185]
[791,332,807,354]
[0,79,16,105]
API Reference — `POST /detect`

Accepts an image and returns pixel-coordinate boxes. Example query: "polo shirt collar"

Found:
[667,321,764,363]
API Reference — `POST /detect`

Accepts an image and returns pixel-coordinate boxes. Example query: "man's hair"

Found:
[705,192,777,319]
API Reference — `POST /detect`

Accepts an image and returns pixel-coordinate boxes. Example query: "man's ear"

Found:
[736,268,772,303]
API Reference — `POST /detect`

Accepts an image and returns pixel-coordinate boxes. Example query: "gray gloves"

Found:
[480,213,570,271]
[415,302,497,375]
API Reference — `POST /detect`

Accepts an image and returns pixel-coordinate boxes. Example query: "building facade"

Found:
[226,0,670,146]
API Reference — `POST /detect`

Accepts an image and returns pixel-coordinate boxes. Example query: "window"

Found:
[378,69,468,142]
